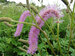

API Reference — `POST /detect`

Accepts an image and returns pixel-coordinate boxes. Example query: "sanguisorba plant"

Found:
[0,0,67,56]
[0,4,63,55]
[13,4,63,55]
[0,0,75,56]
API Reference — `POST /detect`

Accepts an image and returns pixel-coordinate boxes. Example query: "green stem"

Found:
[67,3,74,55]
[39,35,49,56]
[26,0,38,25]
[40,29,56,56]
[57,19,63,56]
[67,15,73,56]
[12,20,37,28]
[26,0,30,10]
[38,14,55,35]
[71,2,75,48]
[37,48,42,56]
[29,10,37,24]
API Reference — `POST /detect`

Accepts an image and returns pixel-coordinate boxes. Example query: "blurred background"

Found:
[0,0,74,9]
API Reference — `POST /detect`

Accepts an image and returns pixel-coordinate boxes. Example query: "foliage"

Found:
[0,2,75,56]
[0,0,7,3]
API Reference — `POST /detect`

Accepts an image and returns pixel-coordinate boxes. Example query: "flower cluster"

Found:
[27,26,40,54]
[14,5,63,55]
[36,5,63,27]
[14,10,30,37]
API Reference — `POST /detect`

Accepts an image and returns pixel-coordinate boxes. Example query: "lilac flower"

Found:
[14,10,30,37]
[39,5,63,18]
[27,26,40,54]
[27,5,63,54]
[36,5,63,27]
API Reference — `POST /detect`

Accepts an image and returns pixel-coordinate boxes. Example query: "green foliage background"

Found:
[0,0,7,2]
[0,2,75,56]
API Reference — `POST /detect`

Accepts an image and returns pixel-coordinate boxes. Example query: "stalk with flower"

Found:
[1,0,75,56]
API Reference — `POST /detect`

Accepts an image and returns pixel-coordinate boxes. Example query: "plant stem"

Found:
[67,19,72,56]
[38,14,55,36]
[29,10,37,24]
[67,2,75,56]
[12,20,38,28]
[39,35,49,56]
[40,29,56,56]
[26,0,30,10]
[26,0,38,25]
[57,19,63,56]
[67,14,73,56]
[37,48,42,56]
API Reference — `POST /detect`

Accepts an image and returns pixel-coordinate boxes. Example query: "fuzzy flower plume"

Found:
[27,26,40,54]
[27,5,63,54]
[14,10,30,37]
[36,5,63,27]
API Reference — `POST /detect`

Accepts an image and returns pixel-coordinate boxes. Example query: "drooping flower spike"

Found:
[27,5,64,54]
[27,26,40,54]
[36,5,64,27]
[14,10,30,37]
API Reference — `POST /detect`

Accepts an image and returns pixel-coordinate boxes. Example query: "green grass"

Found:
[0,2,75,56]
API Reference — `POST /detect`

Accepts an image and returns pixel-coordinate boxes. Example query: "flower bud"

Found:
[18,47,27,52]
[30,5,38,14]
[18,39,28,43]
[4,22,13,27]
[0,17,13,22]
[23,45,28,49]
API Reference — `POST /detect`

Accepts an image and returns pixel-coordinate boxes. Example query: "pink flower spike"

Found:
[36,5,64,27]
[27,26,40,54]
[14,10,30,37]
[40,5,63,18]
[27,5,64,54]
